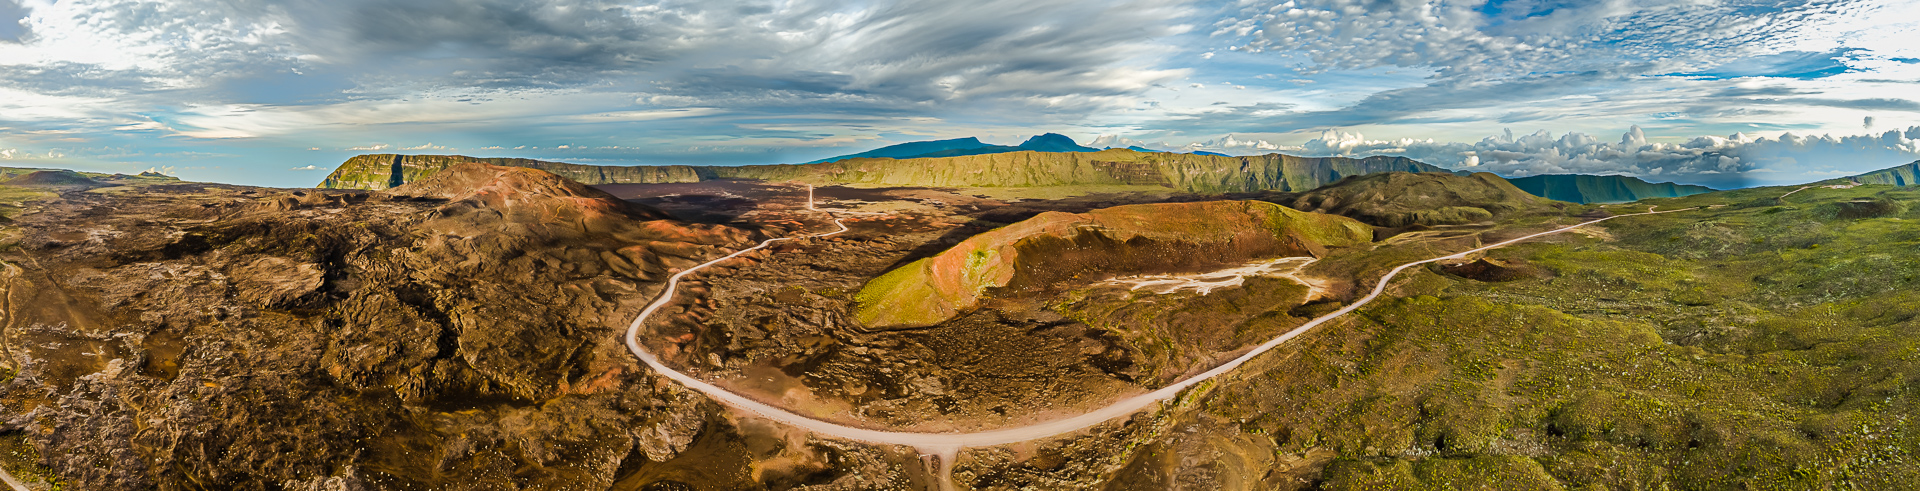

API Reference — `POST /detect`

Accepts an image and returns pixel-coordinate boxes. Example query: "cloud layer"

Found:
[0,0,1915,187]
[1275,126,1920,187]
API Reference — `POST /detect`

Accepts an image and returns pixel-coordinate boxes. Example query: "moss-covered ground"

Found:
[1166,183,1920,489]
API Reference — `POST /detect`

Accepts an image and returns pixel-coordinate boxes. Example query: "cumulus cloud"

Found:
[1223,0,1863,80]
[288,164,323,171]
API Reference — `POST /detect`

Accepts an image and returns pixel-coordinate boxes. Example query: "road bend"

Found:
[624,193,1695,490]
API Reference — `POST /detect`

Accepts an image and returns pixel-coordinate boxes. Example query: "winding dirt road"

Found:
[622,189,1694,489]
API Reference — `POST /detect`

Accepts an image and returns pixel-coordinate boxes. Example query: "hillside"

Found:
[319,149,1449,194]
[319,154,708,190]
[1507,174,1715,203]
[853,200,1373,329]
[2,170,100,187]
[1287,172,1556,227]
[1851,160,1920,186]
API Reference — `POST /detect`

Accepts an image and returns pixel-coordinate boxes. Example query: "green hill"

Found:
[318,149,1450,194]
[1286,172,1555,227]
[852,200,1373,329]
[1506,174,1715,204]
[2,169,101,187]
[1851,160,1920,186]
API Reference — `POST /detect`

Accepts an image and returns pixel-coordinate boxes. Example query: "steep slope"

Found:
[319,149,1451,193]
[1288,172,1555,227]
[853,200,1373,329]
[1851,160,1920,186]
[1507,174,1715,203]
[320,154,708,190]
[803,137,997,164]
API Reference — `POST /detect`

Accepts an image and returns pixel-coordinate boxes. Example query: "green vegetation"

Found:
[1851,160,1919,186]
[1508,174,1717,204]
[1171,183,1920,489]
[1288,172,1558,227]
[0,432,65,490]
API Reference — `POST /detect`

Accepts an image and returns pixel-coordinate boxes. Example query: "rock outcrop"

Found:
[318,149,1451,194]
[853,200,1374,329]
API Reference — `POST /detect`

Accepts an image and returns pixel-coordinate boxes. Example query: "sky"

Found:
[1,0,1918,189]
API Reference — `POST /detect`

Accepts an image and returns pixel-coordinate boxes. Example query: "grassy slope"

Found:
[1169,184,1920,489]
[1289,172,1558,227]
[1853,161,1920,186]
[1509,174,1717,204]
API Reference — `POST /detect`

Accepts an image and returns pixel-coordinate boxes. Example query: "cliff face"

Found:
[319,154,708,190]
[319,150,1449,193]
[1852,161,1920,186]
[852,200,1374,329]
[1506,174,1716,204]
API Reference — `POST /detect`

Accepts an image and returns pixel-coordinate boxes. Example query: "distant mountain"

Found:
[803,137,997,164]
[1015,133,1100,153]
[320,150,1451,194]
[904,133,1103,158]
[1851,160,1920,186]
[1506,174,1716,204]
[1121,146,1229,157]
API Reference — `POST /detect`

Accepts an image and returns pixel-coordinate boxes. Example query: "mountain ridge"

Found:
[319,149,1450,194]
[1506,174,1716,204]
[1851,160,1920,186]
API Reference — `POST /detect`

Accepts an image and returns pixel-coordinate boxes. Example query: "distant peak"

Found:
[1015,133,1098,153]
[1020,133,1078,146]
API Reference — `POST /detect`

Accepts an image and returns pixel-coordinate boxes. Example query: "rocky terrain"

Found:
[7,160,1920,490]
[0,164,934,490]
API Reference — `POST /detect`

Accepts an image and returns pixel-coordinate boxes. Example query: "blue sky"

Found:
[0,0,1917,189]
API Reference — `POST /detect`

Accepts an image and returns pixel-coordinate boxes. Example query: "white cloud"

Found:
[345,144,389,151]
[1226,0,1871,80]
[401,142,445,151]
[1291,125,1920,183]
[288,164,324,171]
